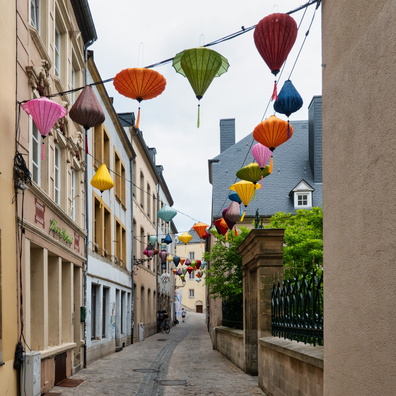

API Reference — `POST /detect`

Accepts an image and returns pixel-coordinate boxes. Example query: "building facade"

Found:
[85,53,134,364]
[0,1,18,394]
[322,2,396,394]
[15,0,96,392]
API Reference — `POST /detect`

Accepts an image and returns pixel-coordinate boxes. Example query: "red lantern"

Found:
[254,13,298,99]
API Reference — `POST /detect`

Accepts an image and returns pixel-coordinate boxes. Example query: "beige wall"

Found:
[0,0,18,393]
[322,1,396,394]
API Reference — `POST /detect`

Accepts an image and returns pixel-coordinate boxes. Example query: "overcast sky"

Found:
[88,0,322,233]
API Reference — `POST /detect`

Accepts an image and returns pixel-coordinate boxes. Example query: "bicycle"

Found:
[163,320,170,334]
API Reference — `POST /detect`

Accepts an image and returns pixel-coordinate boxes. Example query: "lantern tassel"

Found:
[100,193,103,209]
[41,140,45,160]
[135,107,141,129]
[197,103,201,128]
[85,129,89,154]
[240,209,246,221]
[269,156,274,174]
[260,174,263,187]
[271,80,278,101]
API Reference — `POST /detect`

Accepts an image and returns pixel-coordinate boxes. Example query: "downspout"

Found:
[82,40,94,368]
[129,143,135,343]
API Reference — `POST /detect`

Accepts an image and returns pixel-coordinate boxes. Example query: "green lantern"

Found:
[172,47,229,127]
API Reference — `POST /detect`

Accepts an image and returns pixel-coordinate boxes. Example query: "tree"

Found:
[203,227,251,302]
[267,207,323,276]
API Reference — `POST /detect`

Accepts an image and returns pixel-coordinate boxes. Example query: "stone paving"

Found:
[49,312,266,396]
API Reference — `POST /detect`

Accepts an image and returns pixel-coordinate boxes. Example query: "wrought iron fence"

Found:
[271,269,323,346]
[222,296,243,330]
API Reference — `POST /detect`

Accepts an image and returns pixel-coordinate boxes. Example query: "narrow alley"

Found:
[47,312,266,396]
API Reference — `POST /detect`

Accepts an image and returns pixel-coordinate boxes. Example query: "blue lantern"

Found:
[274,80,303,117]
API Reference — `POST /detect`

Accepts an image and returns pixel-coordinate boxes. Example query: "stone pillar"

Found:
[238,229,284,375]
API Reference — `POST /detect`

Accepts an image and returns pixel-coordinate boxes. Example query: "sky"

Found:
[88,0,322,233]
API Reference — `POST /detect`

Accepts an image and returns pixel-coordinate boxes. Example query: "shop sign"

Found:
[35,198,45,228]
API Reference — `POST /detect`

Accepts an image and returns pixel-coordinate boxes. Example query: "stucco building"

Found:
[84,53,134,364]
[322,2,396,394]
[0,1,18,394]
[13,0,96,392]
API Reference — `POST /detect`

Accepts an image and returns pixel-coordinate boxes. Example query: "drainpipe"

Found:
[129,147,135,343]
[82,41,94,369]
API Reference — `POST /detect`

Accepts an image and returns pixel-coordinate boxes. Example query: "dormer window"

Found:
[290,180,314,209]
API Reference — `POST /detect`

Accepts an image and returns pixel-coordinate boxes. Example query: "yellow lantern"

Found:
[91,164,114,207]
[178,232,193,245]
[229,180,261,221]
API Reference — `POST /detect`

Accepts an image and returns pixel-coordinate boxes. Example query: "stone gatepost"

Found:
[238,228,285,375]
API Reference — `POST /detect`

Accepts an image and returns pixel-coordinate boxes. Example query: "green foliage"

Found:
[266,207,323,276]
[203,227,251,302]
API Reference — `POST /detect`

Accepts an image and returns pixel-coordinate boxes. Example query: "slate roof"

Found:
[209,97,323,220]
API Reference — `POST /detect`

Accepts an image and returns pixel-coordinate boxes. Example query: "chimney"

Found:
[308,96,322,183]
[219,119,235,153]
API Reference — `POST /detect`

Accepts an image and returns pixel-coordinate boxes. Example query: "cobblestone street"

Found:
[48,312,266,396]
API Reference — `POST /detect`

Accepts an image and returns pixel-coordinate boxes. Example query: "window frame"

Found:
[54,145,61,205]
[30,0,40,30]
[31,122,41,185]
[189,289,195,298]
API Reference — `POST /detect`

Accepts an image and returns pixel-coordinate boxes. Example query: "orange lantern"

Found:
[113,68,166,128]
[192,222,209,239]
[253,115,293,151]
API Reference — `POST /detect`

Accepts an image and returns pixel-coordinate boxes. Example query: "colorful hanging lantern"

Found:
[173,256,181,266]
[180,274,186,281]
[222,208,235,230]
[182,268,187,275]
[185,258,191,266]
[143,244,155,258]
[224,201,242,225]
[236,162,270,184]
[69,85,105,154]
[274,80,303,117]
[178,232,193,245]
[192,222,209,239]
[200,261,207,269]
[254,13,298,100]
[253,115,294,151]
[172,268,177,274]
[229,180,261,221]
[113,68,166,129]
[209,225,218,235]
[228,191,242,204]
[252,143,272,170]
[163,233,172,244]
[149,235,158,245]
[90,164,114,206]
[195,260,201,270]
[214,218,228,236]
[196,278,202,283]
[159,249,168,263]
[172,47,229,127]
[157,205,177,223]
[186,266,193,274]
[22,97,67,160]
[201,230,210,240]
[167,254,174,262]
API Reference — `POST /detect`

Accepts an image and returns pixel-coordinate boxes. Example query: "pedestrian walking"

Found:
[181,307,186,322]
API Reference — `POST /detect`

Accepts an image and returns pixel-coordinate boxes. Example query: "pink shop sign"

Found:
[35,198,45,228]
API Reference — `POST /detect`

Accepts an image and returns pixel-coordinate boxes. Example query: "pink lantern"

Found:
[252,143,272,170]
[69,86,105,154]
[159,249,168,263]
[143,244,155,258]
[22,97,67,159]
[224,201,241,224]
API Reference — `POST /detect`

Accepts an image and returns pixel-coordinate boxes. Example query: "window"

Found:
[290,180,314,209]
[114,151,126,206]
[189,252,195,260]
[54,145,61,205]
[93,126,110,168]
[102,287,109,338]
[54,25,61,78]
[140,172,144,208]
[189,289,195,298]
[115,219,127,267]
[31,123,41,185]
[189,271,195,280]
[30,0,40,30]
[91,284,99,340]
[93,197,112,258]
[147,184,151,218]
[71,66,76,104]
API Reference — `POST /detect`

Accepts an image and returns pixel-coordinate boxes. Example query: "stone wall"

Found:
[259,337,323,396]
[214,327,244,371]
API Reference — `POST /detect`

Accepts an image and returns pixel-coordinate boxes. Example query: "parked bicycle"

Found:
[157,309,170,333]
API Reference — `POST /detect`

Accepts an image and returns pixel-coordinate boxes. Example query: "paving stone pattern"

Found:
[49,312,266,396]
